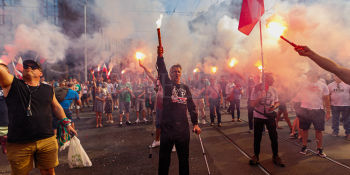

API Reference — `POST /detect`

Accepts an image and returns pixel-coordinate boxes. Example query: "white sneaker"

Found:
[143,118,148,122]
[202,119,207,125]
[135,119,140,123]
[151,140,160,148]
[172,146,176,152]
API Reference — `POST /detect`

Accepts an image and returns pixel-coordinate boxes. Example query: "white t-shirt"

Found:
[300,81,329,109]
[107,83,114,94]
[251,85,279,119]
[328,81,350,106]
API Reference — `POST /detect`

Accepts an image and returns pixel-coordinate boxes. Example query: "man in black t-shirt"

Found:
[0,59,77,175]
[156,46,201,175]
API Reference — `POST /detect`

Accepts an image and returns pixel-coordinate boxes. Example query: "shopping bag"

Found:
[68,136,92,168]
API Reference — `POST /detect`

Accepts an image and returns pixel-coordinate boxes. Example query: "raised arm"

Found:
[295,46,350,84]
[156,46,171,87]
[0,64,14,95]
[139,61,157,83]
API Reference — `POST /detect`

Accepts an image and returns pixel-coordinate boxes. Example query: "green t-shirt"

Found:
[118,83,132,102]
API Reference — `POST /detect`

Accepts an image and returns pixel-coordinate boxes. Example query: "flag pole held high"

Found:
[238,0,265,82]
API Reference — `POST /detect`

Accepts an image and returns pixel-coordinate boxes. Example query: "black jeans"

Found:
[254,118,278,158]
[230,99,241,119]
[209,98,221,123]
[248,105,254,130]
[158,132,190,175]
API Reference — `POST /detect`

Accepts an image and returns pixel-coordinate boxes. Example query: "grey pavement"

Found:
[0,100,349,175]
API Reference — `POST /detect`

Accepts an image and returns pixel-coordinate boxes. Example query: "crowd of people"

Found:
[0,44,350,174]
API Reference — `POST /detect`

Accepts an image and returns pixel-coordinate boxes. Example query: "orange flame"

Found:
[121,70,125,74]
[229,58,238,68]
[0,59,3,64]
[193,68,199,73]
[136,52,145,60]
[255,61,263,72]
[211,67,217,74]
[266,15,287,38]
[108,68,112,76]
[156,14,163,28]
[97,65,101,72]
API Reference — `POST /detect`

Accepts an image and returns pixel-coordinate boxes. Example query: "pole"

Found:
[84,0,88,82]
[259,20,264,86]
[198,134,211,175]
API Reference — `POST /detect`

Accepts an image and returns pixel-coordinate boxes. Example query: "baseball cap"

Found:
[23,60,41,70]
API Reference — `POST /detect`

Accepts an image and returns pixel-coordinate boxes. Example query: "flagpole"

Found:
[259,20,265,86]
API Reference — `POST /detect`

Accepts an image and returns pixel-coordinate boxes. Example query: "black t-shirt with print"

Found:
[157,57,198,136]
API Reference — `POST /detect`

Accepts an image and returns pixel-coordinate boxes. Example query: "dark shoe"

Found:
[126,121,132,125]
[218,123,222,127]
[249,155,259,165]
[273,156,285,167]
[317,148,326,158]
[299,146,307,155]
[237,119,242,122]
[210,122,214,126]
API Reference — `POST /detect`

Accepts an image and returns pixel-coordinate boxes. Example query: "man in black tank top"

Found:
[0,60,77,175]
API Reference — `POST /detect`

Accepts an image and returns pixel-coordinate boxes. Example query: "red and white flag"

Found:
[238,0,265,35]
[102,63,107,72]
[16,57,23,72]
[12,61,22,79]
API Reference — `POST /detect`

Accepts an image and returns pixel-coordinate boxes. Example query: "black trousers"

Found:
[158,132,190,175]
[248,105,254,130]
[254,117,278,158]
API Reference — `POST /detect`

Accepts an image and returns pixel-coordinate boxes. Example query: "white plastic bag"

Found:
[68,136,92,168]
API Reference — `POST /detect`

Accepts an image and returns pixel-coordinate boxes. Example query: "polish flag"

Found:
[238,0,265,35]
[12,61,22,79]
[16,57,23,72]
[102,63,107,72]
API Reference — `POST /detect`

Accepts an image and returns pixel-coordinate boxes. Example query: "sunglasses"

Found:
[23,64,40,70]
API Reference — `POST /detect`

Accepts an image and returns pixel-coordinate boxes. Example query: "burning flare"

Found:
[211,67,217,74]
[193,68,199,73]
[255,61,263,72]
[136,52,145,60]
[266,15,287,38]
[121,70,125,74]
[97,65,101,72]
[156,14,163,29]
[229,58,238,68]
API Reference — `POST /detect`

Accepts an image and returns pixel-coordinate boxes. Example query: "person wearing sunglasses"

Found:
[0,59,77,175]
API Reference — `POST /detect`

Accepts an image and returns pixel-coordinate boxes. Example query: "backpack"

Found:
[55,87,69,103]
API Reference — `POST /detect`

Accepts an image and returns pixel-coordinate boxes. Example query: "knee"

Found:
[40,168,55,175]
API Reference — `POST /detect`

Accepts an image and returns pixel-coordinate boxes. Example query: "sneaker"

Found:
[299,146,307,155]
[210,122,214,126]
[119,122,123,127]
[151,140,160,148]
[143,118,148,122]
[317,148,326,158]
[201,119,207,125]
[273,156,285,167]
[135,119,140,123]
[106,120,111,124]
[237,119,242,122]
[232,119,235,122]
[332,132,339,137]
[218,123,222,127]
[126,121,132,125]
[172,146,176,152]
[249,155,259,165]
[289,133,297,139]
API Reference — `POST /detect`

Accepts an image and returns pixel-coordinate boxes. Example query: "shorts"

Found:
[278,103,287,111]
[7,136,58,174]
[136,99,146,112]
[112,93,118,100]
[81,94,88,100]
[119,101,130,114]
[299,108,325,131]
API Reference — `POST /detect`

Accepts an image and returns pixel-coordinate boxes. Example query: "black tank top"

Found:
[6,78,54,143]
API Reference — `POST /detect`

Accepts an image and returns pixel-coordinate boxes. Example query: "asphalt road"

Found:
[0,100,350,175]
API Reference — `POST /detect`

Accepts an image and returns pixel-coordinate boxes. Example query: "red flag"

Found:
[238,0,265,35]
[16,57,23,72]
